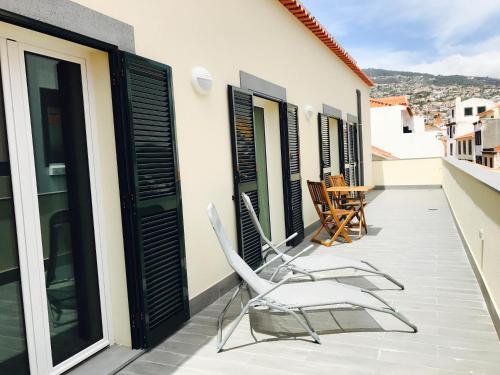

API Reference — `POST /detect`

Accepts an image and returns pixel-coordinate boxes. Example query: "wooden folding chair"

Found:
[307,180,355,246]
[329,174,367,237]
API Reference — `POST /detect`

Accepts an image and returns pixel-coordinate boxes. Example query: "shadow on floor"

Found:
[214,285,413,353]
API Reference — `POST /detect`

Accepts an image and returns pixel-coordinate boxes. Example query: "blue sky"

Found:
[300,0,500,78]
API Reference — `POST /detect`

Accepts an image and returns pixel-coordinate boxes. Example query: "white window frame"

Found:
[0,33,112,375]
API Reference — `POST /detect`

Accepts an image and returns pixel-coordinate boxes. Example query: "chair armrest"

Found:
[252,276,294,300]
[281,244,314,266]
[261,232,298,261]
[255,253,285,273]
[257,233,301,273]
[262,232,297,253]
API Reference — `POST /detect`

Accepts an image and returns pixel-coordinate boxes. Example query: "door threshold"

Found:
[65,345,144,375]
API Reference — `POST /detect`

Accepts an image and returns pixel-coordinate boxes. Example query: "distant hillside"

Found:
[364,68,500,87]
[363,68,500,123]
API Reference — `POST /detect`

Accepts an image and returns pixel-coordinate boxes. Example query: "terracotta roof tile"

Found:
[372,146,398,160]
[478,103,500,118]
[369,96,409,107]
[278,0,373,87]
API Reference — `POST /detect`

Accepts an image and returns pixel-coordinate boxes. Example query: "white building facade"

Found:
[447,97,495,157]
[475,105,500,168]
[370,97,444,159]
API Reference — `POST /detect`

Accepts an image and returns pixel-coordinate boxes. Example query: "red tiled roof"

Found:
[369,96,409,108]
[478,103,500,118]
[496,145,500,152]
[372,146,398,160]
[278,0,374,87]
[369,96,412,116]
[455,132,474,141]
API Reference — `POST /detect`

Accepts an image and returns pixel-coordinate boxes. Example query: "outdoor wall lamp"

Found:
[191,66,213,95]
[304,104,314,120]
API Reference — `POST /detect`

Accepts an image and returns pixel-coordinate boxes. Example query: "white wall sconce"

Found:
[304,104,314,120]
[191,66,213,95]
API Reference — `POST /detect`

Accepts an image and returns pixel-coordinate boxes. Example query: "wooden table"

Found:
[326,185,373,193]
[326,185,373,236]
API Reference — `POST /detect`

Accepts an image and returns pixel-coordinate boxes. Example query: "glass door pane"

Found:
[24,52,103,366]
[0,65,30,374]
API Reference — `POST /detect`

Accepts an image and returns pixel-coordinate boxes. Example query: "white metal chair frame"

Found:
[207,203,417,353]
[241,193,405,289]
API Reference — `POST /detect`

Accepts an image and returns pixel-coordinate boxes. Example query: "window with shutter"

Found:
[318,113,331,185]
[228,86,262,269]
[341,121,361,186]
[342,122,350,185]
[281,103,304,246]
[228,87,303,254]
[356,89,364,185]
[111,52,189,349]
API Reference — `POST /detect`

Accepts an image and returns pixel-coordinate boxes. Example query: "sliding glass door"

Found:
[0,38,108,374]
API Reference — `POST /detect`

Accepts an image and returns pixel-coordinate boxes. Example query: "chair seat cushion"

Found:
[264,280,383,308]
[284,253,368,271]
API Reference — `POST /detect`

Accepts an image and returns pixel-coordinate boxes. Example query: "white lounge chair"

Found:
[207,203,417,352]
[241,192,405,289]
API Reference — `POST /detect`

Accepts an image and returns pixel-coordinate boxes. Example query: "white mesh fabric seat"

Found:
[265,280,383,308]
[283,253,368,271]
[241,192,404,289]
[207,203,417,352]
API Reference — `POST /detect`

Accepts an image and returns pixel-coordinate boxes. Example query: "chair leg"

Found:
[311,219,336,246]
[361,289,395,311]
[269,265,286,282]
[268,303,321,344]
[337,213,354,243]
[310,222,326,244]
[368,270,404,290]
[298,308,321,343]
[217,302,251,352]
[217,283,244,347]
[384,308,418,333]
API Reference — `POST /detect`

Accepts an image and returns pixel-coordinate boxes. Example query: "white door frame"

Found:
[0,36,111,375]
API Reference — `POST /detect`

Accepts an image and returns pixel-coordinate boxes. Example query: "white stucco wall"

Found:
[371,106,444,159]
[372,158,443,186]
[69,0,373,301]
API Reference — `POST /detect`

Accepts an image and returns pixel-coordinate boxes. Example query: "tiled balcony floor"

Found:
[120,189,500,374]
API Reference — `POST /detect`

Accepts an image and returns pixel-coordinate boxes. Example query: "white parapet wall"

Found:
[372,157,443,187]
[442,157,500,330]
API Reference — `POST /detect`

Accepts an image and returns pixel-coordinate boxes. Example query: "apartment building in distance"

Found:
[475,104,500,168]
[456,132,475,162]
[446,97,495,156]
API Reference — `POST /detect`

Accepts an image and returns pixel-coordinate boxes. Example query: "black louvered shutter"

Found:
[318,113,331,185]
[356,89,364,185]
[112,52,189,349]
[281,103,304,246]
[342,122,351,185]
[228,86,262,269]
[350,123,359,186]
